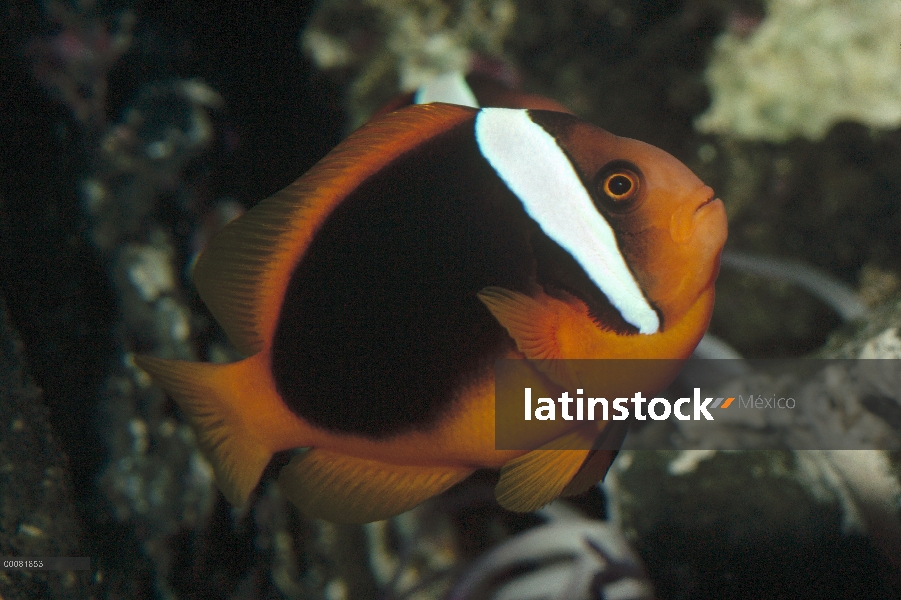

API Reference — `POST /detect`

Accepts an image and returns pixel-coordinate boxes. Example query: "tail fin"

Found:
[133,355,274,506]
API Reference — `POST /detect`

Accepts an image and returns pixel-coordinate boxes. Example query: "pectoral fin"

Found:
[278,449,472,523]
[478,286,577,388]
[495,431,592,512]
[478,287,561,360]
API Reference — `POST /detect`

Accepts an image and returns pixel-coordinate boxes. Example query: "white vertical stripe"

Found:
[474,108,659,334]
[414,72,480,108]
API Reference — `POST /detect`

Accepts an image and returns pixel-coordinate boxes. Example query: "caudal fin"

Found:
[134,355,274,506]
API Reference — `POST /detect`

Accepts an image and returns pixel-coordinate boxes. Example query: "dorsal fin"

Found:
[193,103,476,355]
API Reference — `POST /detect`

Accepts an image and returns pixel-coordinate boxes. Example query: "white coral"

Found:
[696,0,901,141]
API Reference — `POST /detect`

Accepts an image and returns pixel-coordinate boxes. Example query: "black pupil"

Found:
[608,175,632,196]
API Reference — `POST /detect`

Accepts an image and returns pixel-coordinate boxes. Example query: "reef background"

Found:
[1,0,900,598]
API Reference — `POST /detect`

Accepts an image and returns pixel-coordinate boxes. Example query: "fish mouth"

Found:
[671,185,725,244]
[693,187,720,214]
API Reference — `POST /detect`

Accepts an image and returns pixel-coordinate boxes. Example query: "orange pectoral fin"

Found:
[478,286,579,388]
[478,287,561,361]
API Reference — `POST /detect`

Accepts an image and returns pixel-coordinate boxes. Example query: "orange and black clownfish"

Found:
[135,92,727,524]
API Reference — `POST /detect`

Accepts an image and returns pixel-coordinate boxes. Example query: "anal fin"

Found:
[278,449,473,523]
[495,431,592,512]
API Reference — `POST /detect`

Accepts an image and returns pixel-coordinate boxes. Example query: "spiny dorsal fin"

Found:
[495,431,593,512]
[194,103,476,355]
[278,448,472,523]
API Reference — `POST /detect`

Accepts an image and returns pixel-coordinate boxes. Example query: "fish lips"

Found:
[670,186,726,245]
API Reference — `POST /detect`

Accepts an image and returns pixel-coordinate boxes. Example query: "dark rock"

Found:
[0,293,92,599]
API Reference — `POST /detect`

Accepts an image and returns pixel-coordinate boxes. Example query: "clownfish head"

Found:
[475,107,727,335]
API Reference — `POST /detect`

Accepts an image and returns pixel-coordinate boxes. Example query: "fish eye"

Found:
[602,171,639,201]
[605,174,633,197]
[595,163,642,210]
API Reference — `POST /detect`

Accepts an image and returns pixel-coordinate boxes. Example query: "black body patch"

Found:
[271,123,537,438]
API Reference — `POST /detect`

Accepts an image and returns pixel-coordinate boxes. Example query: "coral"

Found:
[696,0,901,141]
[608,446,901,595]
[700,123,901,357]
[607,296,901,593]
[27,0,134,131]
[301,0,516,126]
[19,1,228,596]
[83,79,222,250]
